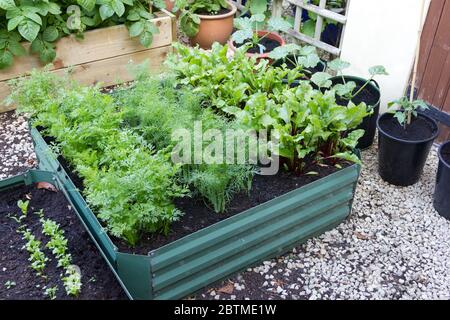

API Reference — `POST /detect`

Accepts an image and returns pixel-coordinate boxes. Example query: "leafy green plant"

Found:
[41,217,82,296]
[234,81,368,173]
[63,265,82,297]
[268,43,321,73]
[327,58,388,101]
[21,229,48,276]
[41,218,72,269]
[388,96,429,128]
[176,0,229,37]
[11,199,29,224]
[166,42,294,114]
[116,72,255,213]
[4,280,16,289]
[0,0,164,69]
[10,69,189,246]
[44,286,58,300]
[232,0,291,54]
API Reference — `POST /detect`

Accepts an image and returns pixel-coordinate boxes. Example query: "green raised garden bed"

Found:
[0,127,361,300]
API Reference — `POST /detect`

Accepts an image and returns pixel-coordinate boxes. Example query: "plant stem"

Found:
[351,76,373,100]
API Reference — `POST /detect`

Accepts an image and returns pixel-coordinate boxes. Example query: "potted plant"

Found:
[434,141,450,218]
[176,0,237,49]
[229,0,290,61]
[269,43,326,83]
[377,97,439,186]
[325,59,388,149]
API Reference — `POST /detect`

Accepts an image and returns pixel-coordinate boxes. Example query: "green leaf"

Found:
[328,58,350,72]
[311,72,332,88]
[267,17,292,33]
[332,152,361,165]
[334,81,356,97]
[369,65,388,76]
[412,99,429,111]
[267,43,301,60]
[139,31,153,47]
[99,4,115,21]
[249,0,267,15]
[0,0,16,10]
[18,20,40,42]
[43,26,59,42]
[111,0,125,17]
[0,50,13,69]
[7,16,23,31]
[301,20,315,37]
[8,41,26,56]
[394,111,406,126]
[23,11,43,26]
[77,0,96,11]
[127,10,141,21]
[231,29,252,44]
[129,21,144,37]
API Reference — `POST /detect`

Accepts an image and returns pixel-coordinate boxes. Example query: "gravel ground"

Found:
[1,111,450,300]
[0,112,36,180]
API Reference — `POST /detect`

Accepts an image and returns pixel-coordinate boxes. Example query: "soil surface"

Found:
[0,185,127,300]
[378,114,437,141]
[236,37,281,54]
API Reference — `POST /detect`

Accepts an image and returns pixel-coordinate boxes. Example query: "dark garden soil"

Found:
[236,37,281,54]
[0,185,127,300]
[335,84,379,107]
[378,115,437,141]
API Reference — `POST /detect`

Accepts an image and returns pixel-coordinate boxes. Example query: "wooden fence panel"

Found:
[417,0,450,112]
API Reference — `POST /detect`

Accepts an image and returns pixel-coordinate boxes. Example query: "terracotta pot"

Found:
[228,30,286,63]
[190,1,237,49]
[165,0,175,13]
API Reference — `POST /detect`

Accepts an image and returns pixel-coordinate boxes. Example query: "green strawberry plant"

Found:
[388,96,429,128]
[176,0,229,37]
[0,0,164,70]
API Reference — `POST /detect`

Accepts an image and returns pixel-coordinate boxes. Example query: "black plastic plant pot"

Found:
[330,76,381,150]
[434,141,450,219]
[377,112,439,187]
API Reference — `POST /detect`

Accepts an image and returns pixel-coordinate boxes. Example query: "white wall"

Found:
[340,0,430,112]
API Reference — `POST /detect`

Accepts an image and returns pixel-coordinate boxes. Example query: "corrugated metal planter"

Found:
[0,128,361,300]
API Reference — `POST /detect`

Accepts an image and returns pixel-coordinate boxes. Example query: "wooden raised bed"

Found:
[0,127,361,300]
[0,10,176,113]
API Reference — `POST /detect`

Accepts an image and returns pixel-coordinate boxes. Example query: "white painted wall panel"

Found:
[340,0,430,112]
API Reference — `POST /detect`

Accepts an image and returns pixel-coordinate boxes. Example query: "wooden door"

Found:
[416,0,450,142]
